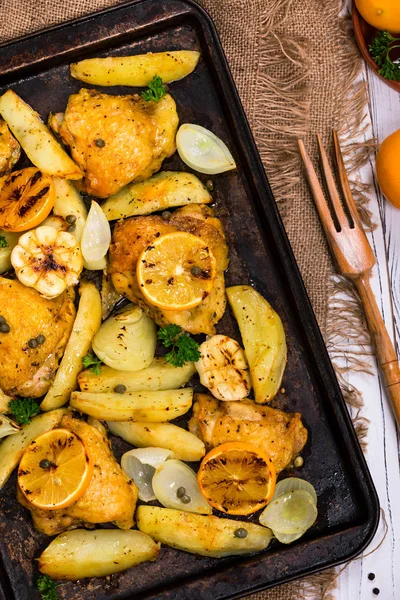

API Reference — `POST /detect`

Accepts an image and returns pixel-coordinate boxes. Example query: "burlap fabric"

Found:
[0,1,369,598]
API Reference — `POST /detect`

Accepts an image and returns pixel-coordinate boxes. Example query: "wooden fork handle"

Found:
[354,274,400,427]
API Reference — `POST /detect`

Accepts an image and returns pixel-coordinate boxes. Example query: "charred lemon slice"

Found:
[136,231,217,311]
[11,225,83,298]
[18,428,93,510]
[197,442,276,516]
[0,167,55,232]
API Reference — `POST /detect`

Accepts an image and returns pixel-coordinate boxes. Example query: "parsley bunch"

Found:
[36,575,60,600]
[369,31,400,81]
[141,75,167,102]
[82,352,102,375]
[158,324,200,367]
[9,397,40,425]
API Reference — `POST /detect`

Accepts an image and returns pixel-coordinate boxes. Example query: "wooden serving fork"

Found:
[298,132,400,427]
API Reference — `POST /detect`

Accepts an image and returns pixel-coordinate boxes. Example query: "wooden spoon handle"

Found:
[354,274,400,427]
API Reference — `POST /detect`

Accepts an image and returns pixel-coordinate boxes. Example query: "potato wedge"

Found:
[102,171,211,220]
[78,357,196,393]
[107,420,205,462]
[227,286,287,403]
[70,51,200,87]
[0,409,66,489]
[40,282,102,411]
[39,529,160,580]
[0,230,20,274]
[0,90,82,180]
[53,178,87,243]
[70,388,193,421]
[137,506,272,558]
[0,389,12,413]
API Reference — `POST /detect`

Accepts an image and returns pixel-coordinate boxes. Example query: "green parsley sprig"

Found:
[82,352,102,375]
[9,397,40,425]
[158,324,200,367]
[141,75,167,102]
[0,236,7,248]
[369,31,400,81]
[36,574,60,600]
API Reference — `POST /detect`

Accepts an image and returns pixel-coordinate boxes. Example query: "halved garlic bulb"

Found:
[0,414,21,439]
[152,459,212,515]
[121,447,174,501]
[176,124,236,175]
[81,201,111,268]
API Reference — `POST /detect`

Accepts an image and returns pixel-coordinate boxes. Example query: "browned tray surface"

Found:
[0,1,379,599]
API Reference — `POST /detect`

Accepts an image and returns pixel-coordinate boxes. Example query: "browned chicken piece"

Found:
[189,394,308,473]
[17,413,138,535]
[0,277,75,398]
[0,119,20,177]
[109,205,228,335]
[57,89,178,198]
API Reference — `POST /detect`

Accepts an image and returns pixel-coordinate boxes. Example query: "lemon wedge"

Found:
[176,124,236,174]
[81,201,111,269]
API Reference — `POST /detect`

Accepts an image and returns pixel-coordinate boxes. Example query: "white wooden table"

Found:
[333,54,400,600]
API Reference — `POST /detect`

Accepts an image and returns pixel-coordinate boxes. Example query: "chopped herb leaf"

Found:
[9,397,40,425]
[0,236,7,248]
[36,574,60,600]
[82,352,102,375]
[141,75,167,102]
[369,31,400,81]
[158,324,200,367]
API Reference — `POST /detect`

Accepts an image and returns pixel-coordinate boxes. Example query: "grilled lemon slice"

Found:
[11,225,83,298]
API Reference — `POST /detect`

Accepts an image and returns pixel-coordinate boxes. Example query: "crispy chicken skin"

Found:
[109,204,228,335]
[0,119,20,177]
[57,89,178,198]
[189,394,308,473]
[0,277,75,398]
[17,414,138,535]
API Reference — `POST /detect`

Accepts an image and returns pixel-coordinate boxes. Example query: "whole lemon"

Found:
[355,0,400,32]
[376,128,400,209]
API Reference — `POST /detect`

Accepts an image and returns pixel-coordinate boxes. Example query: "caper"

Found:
[205,179,214,191]
[294,456,304,468]
[67,224,76,233]
[39,459,51,470]
[28,338,38,349]
[36,334,46,345]
[0,322,10,333]
[234,528,248,538]
[114,384,127,394]
[95,138,106,148]
[176,486,186,498]
[181,494,191,504]
[66,214,77,224]
[161,211,171,220]
[0,316,5,325]
[191,266,202,276]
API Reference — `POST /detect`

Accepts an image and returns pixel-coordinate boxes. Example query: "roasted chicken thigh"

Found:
[57,89,178,198]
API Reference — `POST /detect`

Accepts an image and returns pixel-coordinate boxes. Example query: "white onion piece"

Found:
[176,124,236,175]
[273,530,304,544]
[259,490,317,535]
[84,255,107,271]
[81,201,111,264]
[121,447,174,502]
[273,478,317,505]
[152,459,212,515]
[0,414,21,439]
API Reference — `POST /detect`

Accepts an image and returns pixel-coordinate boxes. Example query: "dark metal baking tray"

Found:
[0,1,379,598]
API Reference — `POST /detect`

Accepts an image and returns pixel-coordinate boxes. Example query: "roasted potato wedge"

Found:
[102,171,212,220]
[0,90,82,180]
[78,357,196,393]
[137,506,272,558]
[53,178,87,243]
[40,282,102,411]
[0,230,20,274]
[0,408,66,489]
[227,286,287,403]
[70,388,193,421]
[70,51,200,87]
[107,420,205,462]
[39,529,160,580]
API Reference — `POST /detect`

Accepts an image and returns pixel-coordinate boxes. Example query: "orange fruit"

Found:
[197,442,276,516]
[0,167,55,232]
[376,128,400,209]
[18,428,93,510]
[136,231,217,311]
[355,0,400,32]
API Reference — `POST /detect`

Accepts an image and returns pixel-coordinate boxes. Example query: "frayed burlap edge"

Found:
[248,1,380,600]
